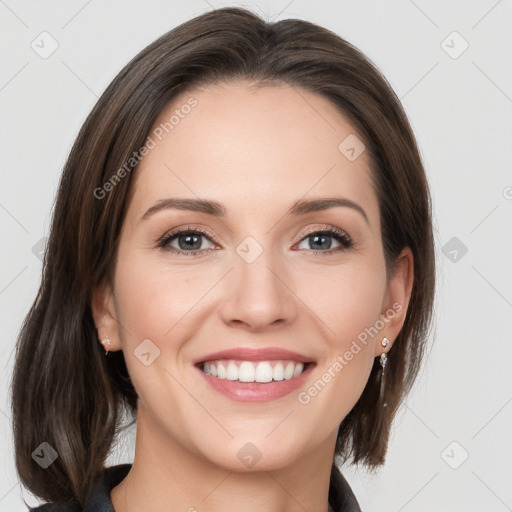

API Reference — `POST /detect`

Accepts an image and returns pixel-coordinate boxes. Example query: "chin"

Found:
[193,436,304,473]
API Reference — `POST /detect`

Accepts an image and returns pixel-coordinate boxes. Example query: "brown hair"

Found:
[11,7,435,510]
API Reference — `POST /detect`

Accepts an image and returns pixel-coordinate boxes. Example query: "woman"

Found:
[11,7,435,512]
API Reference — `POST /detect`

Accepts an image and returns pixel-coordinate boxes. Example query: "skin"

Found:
[92,81,413,512]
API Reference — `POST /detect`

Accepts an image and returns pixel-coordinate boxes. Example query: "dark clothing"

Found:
[29,463,362,511]
[29,464,130,512]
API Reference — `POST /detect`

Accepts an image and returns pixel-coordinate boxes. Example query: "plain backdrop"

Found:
[1,1,511,511]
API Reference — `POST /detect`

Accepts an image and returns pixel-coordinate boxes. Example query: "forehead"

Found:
[129,81,378,226]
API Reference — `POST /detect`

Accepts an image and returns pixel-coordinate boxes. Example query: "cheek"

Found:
[111,254,190,412]
[293,257,386,346]
[113,250,199,339]
[111,251,217,391]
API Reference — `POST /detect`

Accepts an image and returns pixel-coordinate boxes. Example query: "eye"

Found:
[158,225,353,256]
[295,227,353,254]
[158,226,217,256]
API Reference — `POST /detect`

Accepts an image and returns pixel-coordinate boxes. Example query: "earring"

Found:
[379,337,389,408]
[102,335,111,355]
[379,337,388,370]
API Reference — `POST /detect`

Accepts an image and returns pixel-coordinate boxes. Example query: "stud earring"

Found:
[379,337,389,408]
[102,335,111,355]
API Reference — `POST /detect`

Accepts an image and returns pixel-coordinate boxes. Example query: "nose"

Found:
[219,245,297,332]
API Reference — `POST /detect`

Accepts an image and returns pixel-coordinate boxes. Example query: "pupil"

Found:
[310,234,331,250]
[179,234,201,251]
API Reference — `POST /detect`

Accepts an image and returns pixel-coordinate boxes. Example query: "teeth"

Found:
[217,363,227,379]
[239,361,255,382]
[284,361,295,380]
[273,362,284,381]
[201,359,306,383]
[255,362,273,383]
[226,362,238,380]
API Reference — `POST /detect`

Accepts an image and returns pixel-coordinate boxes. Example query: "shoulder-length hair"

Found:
[11,6,436,510]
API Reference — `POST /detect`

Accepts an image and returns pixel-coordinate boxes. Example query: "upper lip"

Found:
[194,347,315,365]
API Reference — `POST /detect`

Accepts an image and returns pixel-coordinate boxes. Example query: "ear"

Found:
[374,246,414,357]
[90,279,122,352]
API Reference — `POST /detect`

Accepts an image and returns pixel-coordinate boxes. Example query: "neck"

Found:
[111,405,336,512]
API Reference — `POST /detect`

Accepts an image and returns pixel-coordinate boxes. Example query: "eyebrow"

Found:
[140,197,369,225]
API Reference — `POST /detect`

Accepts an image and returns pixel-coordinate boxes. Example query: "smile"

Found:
[201,359,307,383]
[195,360,315,403]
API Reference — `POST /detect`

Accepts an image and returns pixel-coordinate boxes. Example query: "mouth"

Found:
[196,359,312,383]
[192,347,316,402]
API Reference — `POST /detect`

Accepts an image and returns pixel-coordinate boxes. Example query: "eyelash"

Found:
[157,224,354,256]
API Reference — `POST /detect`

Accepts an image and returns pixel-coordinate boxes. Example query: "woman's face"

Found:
[94,81,411,471]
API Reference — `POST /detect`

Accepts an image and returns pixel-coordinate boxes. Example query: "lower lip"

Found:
[195,363,315,402]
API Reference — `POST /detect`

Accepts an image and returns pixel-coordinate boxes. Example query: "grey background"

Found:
[1,1,511,510]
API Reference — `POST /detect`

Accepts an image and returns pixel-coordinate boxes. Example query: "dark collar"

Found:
[334,469,362,512]
[84,464,131,512]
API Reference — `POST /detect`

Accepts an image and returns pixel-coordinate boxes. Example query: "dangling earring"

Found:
[379,337,389,408]
[102,335,111,355]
